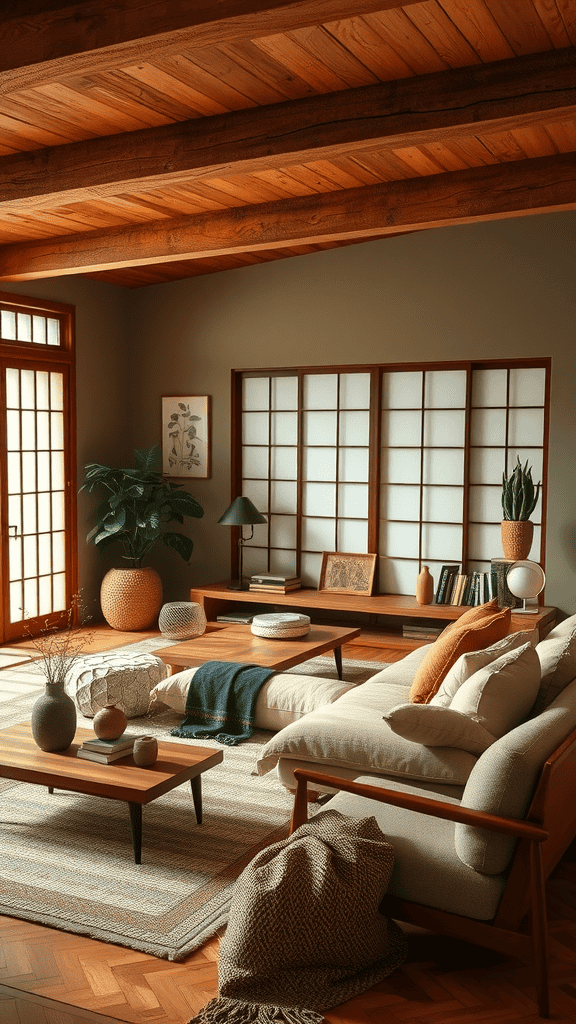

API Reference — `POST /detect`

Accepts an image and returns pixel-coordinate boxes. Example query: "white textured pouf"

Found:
[68,652,169,718]
[158,601,207,640]
[251,612,311,639]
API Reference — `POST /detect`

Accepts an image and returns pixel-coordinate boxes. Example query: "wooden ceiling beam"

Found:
[2,47,575,212]
[1,153,575,280]
[0,0,424,94]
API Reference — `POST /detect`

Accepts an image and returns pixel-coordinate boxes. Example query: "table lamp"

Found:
[506,559,546,613]
[218,496,267,590]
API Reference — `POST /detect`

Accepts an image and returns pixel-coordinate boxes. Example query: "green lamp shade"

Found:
[218,496,267,527]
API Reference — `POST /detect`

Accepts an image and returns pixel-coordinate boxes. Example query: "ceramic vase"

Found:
[501,520,534,561]
[133,736,158,767]
[416,565,434,605]
[94,703,127,740]
[31,682,77,752]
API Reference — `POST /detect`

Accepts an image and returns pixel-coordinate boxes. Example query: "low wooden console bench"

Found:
[190,582,556,653]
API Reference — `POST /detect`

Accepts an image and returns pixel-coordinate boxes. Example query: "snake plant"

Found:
[501,457,540,521]
[80,445,204,567]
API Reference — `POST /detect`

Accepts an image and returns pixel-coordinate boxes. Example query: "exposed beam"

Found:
[2,48,576,213]
[0,0,424,94]
[1,153,575,280]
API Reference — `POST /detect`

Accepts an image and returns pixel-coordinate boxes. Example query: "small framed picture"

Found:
[162,395,211,479]
[318,551,377,596]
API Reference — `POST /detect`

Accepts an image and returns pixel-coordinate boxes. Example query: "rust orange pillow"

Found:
[438,598,501,639]
[453,598,500,629]
[408,606,512,704]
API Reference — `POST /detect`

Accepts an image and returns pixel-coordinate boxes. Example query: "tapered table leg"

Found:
[334,646,343,680]
[128,802,142,864]
[191,776,202,824]
[48,787,54,794]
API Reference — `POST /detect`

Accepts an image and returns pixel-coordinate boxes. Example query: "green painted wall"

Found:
[3,209,575,617]
[129,210,576,616]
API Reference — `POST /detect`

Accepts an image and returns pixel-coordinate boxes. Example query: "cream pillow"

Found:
[450,642,540,738]
[430,628,539,708]
[150,669,354,731]
[533,616,576,712]
[383,703,496,755]
[257,695,476,786]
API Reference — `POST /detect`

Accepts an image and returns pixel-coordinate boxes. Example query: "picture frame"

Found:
[318,551,377,596]
[162,395,211,479]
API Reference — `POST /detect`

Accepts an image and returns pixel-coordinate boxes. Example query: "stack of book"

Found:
[77,734,135,764]
[402,624,444,641]
[249,573,301,594]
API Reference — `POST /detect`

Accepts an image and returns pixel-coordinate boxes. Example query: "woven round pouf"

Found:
[251,612,311,639]
[158,601,207,640]
[68,651,168,719]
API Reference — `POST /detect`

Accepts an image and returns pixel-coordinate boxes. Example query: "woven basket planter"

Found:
[501,520,534,561]
[100,567,163,631]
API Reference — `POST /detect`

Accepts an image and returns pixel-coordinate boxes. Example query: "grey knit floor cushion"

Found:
[189,808,407,1023]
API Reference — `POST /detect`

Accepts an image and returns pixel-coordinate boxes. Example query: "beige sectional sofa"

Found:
[256,615,576,801]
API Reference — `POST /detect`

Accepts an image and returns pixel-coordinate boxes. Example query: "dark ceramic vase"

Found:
[31,682,77,752]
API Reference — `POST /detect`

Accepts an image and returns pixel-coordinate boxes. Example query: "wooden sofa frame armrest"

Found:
[290,768,548,843]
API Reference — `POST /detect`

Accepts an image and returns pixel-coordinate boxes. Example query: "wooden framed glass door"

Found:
[0,292,76,642]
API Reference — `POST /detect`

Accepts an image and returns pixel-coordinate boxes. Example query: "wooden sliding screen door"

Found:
[0,292,77,641]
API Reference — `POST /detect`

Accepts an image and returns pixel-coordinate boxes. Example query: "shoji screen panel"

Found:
[239,370,372,586]
[468,365,547,574]
[379,368,467,595]
[241,374,299,579]
[235,359,549,597]
[301,371,371,586]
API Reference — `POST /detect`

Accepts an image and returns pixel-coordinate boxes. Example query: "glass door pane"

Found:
[4,364,69,632]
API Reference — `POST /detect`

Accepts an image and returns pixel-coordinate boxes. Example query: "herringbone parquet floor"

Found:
[2,631,576,1023]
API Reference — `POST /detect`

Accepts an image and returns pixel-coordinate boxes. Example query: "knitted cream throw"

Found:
[189,809,407,1023]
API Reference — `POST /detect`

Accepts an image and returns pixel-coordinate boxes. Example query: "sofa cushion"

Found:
[150,669,355,732]
[257,685,477,787]
[449,642,540,738]
[327,776,505,921]
[430,628,539,708]
[533,613,576,713]
[407,607,512,704]
[455,675,576,875]
[383,703,496,755]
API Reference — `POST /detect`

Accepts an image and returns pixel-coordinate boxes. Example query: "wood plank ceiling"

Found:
[0,0,575,288]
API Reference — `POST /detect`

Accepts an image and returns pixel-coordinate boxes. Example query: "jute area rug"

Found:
[0,640,382,961]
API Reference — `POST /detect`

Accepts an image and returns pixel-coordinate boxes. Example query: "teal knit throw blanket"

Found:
[171,661,275,746]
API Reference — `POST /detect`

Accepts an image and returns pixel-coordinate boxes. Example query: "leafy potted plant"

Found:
[80,445,204,630]
[501,456,540,560]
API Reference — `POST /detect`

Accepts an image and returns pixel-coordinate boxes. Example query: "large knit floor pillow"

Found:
[408,606,512,704]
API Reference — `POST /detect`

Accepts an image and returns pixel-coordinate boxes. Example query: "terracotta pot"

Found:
[94,703,127,740]
[100,567,162,631]
[501,520,534,561]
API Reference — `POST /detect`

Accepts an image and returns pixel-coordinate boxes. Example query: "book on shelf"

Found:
[77,746,132,764]
[216,607,258,623]
[402,625,443,640]
[491,558,522,608]
[435,564,460,604]
[249,583,302,593]
[250,574,300,586]
[450,573,467,606]
[80,734,135,754]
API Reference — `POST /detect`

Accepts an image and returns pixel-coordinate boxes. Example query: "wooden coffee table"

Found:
[0,723,223,864]
[155,623,362,679]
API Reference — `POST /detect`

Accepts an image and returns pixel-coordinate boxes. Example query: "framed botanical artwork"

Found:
[318,551,377,596]
[162,395,211,479]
